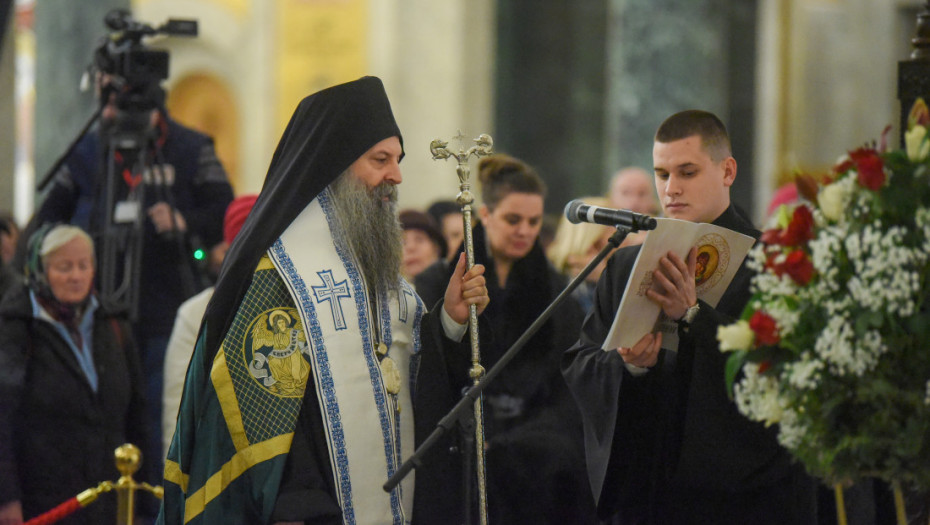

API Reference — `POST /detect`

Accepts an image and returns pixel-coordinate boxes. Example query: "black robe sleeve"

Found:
[269,380,342,524]
[560,245,655,518]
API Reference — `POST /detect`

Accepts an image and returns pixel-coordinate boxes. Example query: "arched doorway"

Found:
[166,73,241,190]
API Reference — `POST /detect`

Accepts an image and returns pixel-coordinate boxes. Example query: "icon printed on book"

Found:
[694,233,730,292]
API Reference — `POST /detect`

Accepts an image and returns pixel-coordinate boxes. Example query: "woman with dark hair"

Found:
[426,199,464,262]
[0,214,21,301]
[0,225,147,525]
[399,209,446,282]
[416,154,595,524]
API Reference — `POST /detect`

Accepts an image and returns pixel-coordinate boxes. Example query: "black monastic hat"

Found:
[199,76,403,364]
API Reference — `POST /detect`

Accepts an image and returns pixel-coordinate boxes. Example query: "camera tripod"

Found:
[36,96,201,321]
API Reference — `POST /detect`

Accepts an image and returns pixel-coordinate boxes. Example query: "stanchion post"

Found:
[114,444,141,525]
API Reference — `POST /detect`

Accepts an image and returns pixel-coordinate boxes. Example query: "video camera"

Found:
[93,9,197,113]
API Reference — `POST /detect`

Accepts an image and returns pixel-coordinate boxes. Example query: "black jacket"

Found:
[416,223,596,524]
[0,283,148,524]
[416,223,585,430]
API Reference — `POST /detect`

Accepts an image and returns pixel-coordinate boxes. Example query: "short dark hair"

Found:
[399,209,447,258]
[655,110,731,162]
[477,154,546,210]
[0,212,16,236]
[426,200,460,225]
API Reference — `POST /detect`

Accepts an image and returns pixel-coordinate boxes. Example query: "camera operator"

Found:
[32,13,233,480]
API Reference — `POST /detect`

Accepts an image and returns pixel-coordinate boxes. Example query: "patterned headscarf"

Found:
[24,223,95,345]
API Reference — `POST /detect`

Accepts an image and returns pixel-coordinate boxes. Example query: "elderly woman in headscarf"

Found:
[0,224,147,525]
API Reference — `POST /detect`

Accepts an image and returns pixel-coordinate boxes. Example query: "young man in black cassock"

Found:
[562,110,817,524]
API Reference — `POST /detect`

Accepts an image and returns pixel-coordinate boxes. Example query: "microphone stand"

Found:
[384,223,637,499]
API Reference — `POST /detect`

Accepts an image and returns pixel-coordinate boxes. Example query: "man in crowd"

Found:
[608,166,660,217]
[562,110,816,524]
[159,76,488,524]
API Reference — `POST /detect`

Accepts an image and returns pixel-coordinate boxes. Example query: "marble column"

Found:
[0,8,14,214]
[33,0,127,195]
[899,2,930,144]
[371,0,496,211]
[603,0,757,218]
[495,0,608,211]
[495,0,757,217]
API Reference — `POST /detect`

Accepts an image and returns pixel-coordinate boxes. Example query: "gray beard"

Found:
[328,170,403,296]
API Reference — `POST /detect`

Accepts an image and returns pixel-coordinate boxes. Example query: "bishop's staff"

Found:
[430,132,493,525]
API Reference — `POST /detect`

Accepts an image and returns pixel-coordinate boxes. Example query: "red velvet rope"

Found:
[23,497,82,525]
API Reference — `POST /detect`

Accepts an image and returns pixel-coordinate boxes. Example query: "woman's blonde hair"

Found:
[547,196,611,274]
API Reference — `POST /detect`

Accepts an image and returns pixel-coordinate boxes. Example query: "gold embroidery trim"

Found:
[211,347,250,451]
[256,254,275,271]
[182,433,294,524]
[163,459,189,493]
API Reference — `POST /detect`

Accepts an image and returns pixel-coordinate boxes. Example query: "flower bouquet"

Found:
[717,101,930,519]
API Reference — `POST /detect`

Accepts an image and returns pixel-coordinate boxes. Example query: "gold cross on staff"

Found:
[429,133,494,183]
[452,129,468,148]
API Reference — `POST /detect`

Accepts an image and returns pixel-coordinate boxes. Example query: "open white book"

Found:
[603,217,755,352]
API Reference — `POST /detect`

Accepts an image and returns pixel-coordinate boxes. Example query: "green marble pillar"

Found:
[34,0,127,195]
[494,0,608,213]
[899,2,930,146]
[0,8,14,214]
[604,0,757,217]
[495,0,757,217]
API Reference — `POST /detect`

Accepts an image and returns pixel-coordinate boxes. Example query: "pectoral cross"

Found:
[312,270,351,330]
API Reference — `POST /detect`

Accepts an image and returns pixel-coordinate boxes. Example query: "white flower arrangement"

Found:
[717,101,930,490]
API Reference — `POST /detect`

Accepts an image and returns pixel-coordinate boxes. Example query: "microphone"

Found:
[564,199,658,231]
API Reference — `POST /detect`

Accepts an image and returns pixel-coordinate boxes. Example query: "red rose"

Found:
[783,249,814,285]
[781,205,814,246]
[849,147,876,162]
[765,252,782,274]
[856,156,885,190]
[758,360,773,374]
[749,311,780,347]
[849,147,885,191]
[760,228,783,246]
[833,159,854,175]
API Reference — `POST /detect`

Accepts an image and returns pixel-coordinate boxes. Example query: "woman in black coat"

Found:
[416,154,595,524]
[0,225,147,525]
